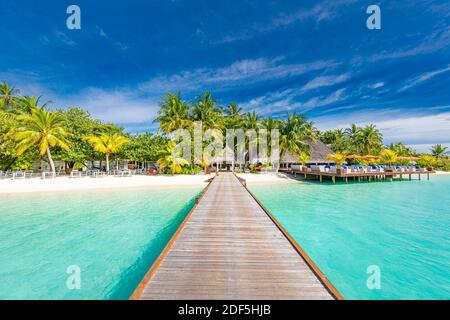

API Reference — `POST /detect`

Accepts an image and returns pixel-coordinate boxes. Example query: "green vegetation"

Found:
[418,155,437,170]
[326,152,348,168]
[157,140,189,174]
[431,144,448,158]
[1,82,449,173]
[0,83,165,173]
[320,123,383,155]
[15,107,71,173]
[380,149,398,169]
[84,134,130,172]
[298,152,311,166]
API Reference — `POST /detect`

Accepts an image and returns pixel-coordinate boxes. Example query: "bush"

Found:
[436,158,450,171]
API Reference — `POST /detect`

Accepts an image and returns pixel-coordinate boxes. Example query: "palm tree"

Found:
[155,93,192,134]
[223,103,244,129]
[345,123,360,142]
[298,151,311,174]
[17,96,51,114]
[244,111,261,130]
[224,102,242,117]
[84,133,130,172]
[15,108,71,173]
[192,92,224,131]
[298,152,311,165]
[326,152,348,168]
[157,140,189,174]
[419,155,437,170]
[356,124,383,155]
[0,82,18,109]
[380,149,398,169]
[279,113,316,158]
[388,142,415,156]
[431,144,448,158]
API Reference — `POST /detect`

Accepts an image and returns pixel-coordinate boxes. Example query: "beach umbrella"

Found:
[397,156,420,160]
[346,154,362,159]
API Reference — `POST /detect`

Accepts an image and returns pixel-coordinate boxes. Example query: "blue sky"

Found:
[1,0,449,152]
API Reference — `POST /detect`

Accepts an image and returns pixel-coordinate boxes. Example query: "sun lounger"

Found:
[70,171,87,178]
[91,171,107,178]
[11,171,32,180]
[41,172,56,179]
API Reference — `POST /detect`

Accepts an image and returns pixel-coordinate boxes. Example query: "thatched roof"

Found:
[280,140,334,164]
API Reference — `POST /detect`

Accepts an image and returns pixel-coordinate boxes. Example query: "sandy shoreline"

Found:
[0,171,448,194]
[235,173,298,185]
[0,172,294,195]
[0,174,215,194]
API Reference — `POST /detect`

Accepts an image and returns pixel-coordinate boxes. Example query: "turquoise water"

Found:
[0,186,202,300]
[250,176,450,300]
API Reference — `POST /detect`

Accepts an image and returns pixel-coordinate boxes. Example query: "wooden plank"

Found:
[131,173,341,300]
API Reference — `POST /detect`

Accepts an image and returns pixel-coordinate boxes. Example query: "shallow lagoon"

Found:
[250,176,450,299]
[0,186,202,299]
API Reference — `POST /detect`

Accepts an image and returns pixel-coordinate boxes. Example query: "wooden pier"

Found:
[131,172,342,300]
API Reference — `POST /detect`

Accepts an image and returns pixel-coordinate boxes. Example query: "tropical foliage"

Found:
[380,149,398,167]
[418,155,437,170]
[431,144,448,158]
[320,123,383,155]
[84,134,130,172]
[14,107,71,173]
[326,152,348,167]
[157,140,190,174]
[1,82,449,173]
[298,152,311,166]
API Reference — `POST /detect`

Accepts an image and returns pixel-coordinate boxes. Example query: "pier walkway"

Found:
[131,173,342,300]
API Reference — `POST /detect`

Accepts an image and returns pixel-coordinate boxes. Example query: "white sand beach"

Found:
[0,172,296,195]
[235,172,298,184]
[0,171,447,195]
[0,174,215,194]
[435,171,450,175]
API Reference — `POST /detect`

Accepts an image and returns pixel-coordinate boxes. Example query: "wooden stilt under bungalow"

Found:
[131,173,342,300]
[288,170,433,183]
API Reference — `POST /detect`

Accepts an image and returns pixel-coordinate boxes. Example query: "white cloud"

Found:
[398,65,450,92]
[64,88,157,124]
[314,109,450,145]
[301,74,350,91]
[302,88,347,111]
[369,26,450,62]
[95,27,129,51]
[369,82,385,89]
[139,58,335,93]
[241,87,347,115]
[213,0,357,44]
[55,31,76,46]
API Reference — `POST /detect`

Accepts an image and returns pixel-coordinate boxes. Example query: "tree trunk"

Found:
[106,153,110,172]
[66,162,75,174]
[4,157,18,171]
[46,147,56,174]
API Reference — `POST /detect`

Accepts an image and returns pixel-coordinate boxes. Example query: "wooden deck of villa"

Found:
[131,172,342,300]
[284,169,434,183]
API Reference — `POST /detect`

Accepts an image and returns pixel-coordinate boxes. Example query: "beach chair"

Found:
[12,171,27,180]
[122,170,133,177]
[91,171,107,178]
[70,171,84,178]
[41,172,56,179]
